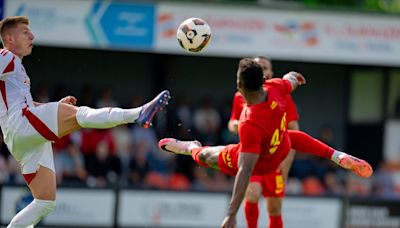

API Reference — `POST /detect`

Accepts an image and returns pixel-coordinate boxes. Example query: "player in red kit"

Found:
[159,58,373,228]
[228,56,299,228]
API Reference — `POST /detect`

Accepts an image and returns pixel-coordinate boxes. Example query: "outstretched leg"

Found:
[288,130,373,178]
[158,138,224,170]
[58,90,170,137]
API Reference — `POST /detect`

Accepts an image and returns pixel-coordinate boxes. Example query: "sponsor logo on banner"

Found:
[273,20,319,46]
[13,2,79,30]
[6,0,94,46]
[325,23,397,54]
[205,16,266,44]
[118,190,228,227]
[87,2,155,49]
[158,13,176,39]
[155,7,268,53]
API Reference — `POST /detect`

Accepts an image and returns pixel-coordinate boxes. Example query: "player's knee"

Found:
[245,184,262,202]
[37,199,56,217]
[268,200,282,215]
[75,106,90,128]
[198,150,215,165]
[245,193,259,203]
[35,199,56,220]
[44,199,56,210]
[198,151,208,163]
[34,189,56,201]
[246,193,260,203]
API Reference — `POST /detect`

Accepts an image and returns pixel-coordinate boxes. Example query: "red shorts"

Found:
[217,144,285,198]
[250,170,285,198]
[218,144,240,176]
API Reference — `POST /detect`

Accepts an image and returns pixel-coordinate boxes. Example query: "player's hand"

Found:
[228,119,239,134]
[221,215,236,228]
[59,96,77,105]
[278,148,296,182]
[284,71,306,85]
[292,71,306,85]
[278,157,292,183]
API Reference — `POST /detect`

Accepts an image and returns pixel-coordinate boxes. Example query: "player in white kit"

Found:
[0,16,171,228]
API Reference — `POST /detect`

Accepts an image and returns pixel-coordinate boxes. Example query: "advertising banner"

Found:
[5,0,154,50]
[156,3,400,66]
[118,191,342,228]
[1,186,115,226]
[118,190,229,227]
[2,186,342,228]
[283,197,342,228]
[345,198,400,228]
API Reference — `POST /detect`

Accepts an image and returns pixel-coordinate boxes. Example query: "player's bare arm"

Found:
[222,152,259,228]
[279,120,300,181]
[227,119,239,133]
[282,71,306,90]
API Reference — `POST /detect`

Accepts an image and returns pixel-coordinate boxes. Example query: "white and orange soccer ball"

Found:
[176,17,211,53]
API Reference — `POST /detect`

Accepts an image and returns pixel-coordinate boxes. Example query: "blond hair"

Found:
[0,16,29,43]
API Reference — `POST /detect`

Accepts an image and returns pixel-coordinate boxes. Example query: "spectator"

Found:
[87,140,121,188]
[54,141,87,186]
[346,173,372,197]
[302,176,325,196]
[131,126,173,174]
[371,162,397,198]
[79,84,96,107]
[324,172,345,196]
[96,87,118,108]
[193,96,221,145]
[112,125,132,185]
[128,141,151,188]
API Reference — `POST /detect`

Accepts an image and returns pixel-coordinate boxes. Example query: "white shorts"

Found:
[4,102,59,174]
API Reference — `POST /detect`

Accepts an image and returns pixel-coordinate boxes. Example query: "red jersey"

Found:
[220,79,293,176]
[230,81,299,124]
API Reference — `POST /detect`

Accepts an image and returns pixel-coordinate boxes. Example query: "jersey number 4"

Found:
[269,113,287,154]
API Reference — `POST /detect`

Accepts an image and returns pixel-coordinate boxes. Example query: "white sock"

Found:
[331,150,347,165]
[7,199,56,228]
[76,106,142,128]
[187,142,201,152]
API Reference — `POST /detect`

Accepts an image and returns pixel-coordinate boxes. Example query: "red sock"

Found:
[244,201,259,228]
[288,130,334,159]
[269,215,283,228]
[190,147,210,168]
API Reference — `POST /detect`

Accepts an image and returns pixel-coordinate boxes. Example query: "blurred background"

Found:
[0,0,400,227]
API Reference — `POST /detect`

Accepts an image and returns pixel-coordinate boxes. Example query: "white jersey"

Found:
[0,49,58,175]
[0,49,34,132]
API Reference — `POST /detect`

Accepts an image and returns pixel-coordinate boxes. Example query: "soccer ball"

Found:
[177,17,211,53]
